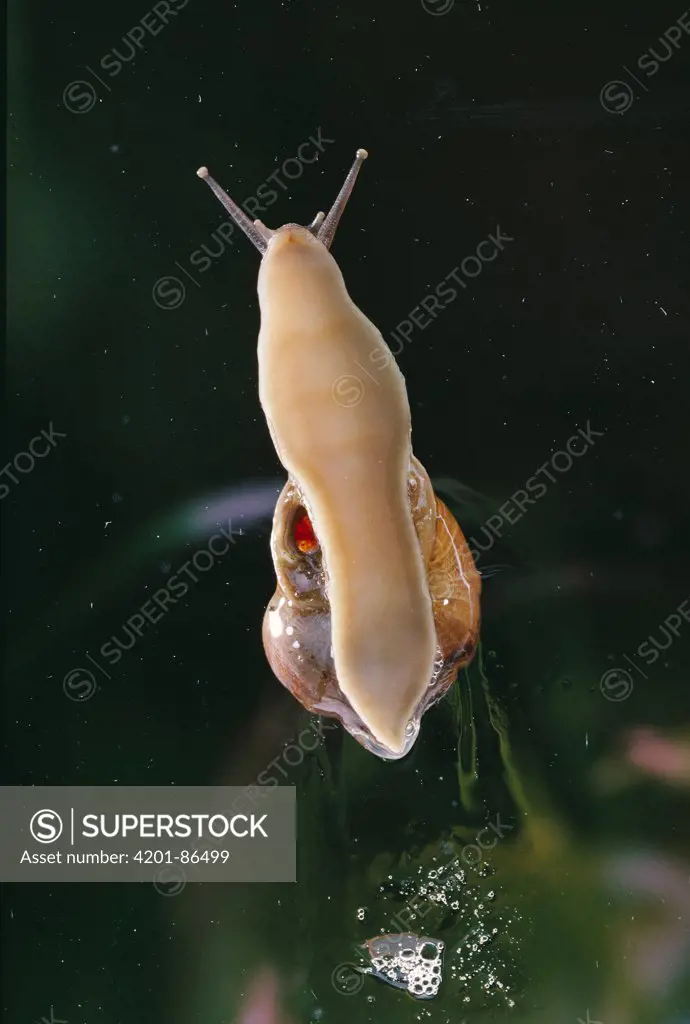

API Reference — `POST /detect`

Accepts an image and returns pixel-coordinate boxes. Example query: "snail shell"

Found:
[263,456,480,760]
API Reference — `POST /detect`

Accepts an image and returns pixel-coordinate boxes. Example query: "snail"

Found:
[197,149,480,760]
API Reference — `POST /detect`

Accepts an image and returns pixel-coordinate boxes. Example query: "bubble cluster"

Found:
[447,883,518,1009]
[363,934,444,1000]
[376,854,519,1010]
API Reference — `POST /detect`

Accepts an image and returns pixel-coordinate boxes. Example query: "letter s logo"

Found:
[30,809,64,843]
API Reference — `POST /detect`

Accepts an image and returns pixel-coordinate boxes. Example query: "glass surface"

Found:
[6,2,690,1022]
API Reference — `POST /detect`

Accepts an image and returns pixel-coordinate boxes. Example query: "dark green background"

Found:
[6,1,690,1022]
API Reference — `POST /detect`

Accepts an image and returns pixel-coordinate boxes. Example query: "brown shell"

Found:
[261,456,481,756]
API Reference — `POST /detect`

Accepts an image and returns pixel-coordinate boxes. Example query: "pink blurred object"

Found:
[626,727,690,786]
[605,852,690,995]
[237,968,293,1024]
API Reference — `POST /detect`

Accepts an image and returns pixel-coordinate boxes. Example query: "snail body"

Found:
[197,150,480,759]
